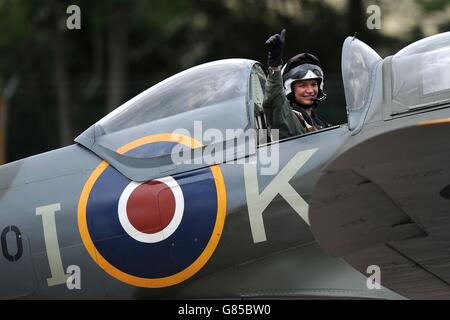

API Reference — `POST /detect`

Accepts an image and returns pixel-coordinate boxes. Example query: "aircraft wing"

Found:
[310,121,450,299]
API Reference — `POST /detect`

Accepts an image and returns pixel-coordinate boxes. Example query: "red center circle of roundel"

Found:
[126,181,176,234]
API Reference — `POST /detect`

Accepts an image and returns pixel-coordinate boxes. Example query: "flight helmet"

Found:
[281,53,327,103]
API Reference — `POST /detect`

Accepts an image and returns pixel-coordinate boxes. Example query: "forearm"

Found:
[263,70,284,108]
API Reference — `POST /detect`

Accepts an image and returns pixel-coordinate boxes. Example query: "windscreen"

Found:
[341,37,382,130]
[342,37,382,112]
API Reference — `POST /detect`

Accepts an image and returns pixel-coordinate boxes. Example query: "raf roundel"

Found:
[78,134,227,288]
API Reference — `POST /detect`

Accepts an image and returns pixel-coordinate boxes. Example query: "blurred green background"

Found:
[0,0,449,163]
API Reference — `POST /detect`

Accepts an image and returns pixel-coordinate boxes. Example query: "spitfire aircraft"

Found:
[1,31,450,300]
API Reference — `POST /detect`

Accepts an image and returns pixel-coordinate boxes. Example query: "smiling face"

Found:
[293,79,319,106]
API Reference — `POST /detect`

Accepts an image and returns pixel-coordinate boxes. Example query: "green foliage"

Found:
[415,0,450,12]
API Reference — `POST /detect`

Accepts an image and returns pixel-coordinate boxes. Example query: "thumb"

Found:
[280,29,286,42]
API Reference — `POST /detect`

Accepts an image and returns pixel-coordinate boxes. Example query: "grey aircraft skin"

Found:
[1,32,450,300]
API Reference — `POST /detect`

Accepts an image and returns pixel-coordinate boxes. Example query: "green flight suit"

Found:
[263,70,306,139]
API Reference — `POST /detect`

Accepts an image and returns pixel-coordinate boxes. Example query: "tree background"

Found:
[0,0,449,163]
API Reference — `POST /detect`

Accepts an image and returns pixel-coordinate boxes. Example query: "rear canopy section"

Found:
[75,59,265,181]
[387,32,450,115]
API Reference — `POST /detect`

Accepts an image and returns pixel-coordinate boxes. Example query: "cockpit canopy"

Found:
[75,59,264,181]
[342,32,450,130]
[390,31,450,114]
[97,60,251,137]
[78,59,255,147]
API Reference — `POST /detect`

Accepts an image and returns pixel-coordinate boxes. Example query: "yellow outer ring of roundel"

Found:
[77,133,227,288]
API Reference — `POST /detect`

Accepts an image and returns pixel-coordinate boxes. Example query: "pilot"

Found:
[263,29,331,139]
